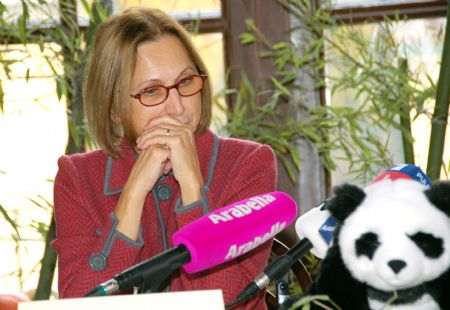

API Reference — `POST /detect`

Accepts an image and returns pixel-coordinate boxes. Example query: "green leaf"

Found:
[290,294,342,310]
[286,144,301,171]
[239,32,255,44]
[0,203,21,239]
[272,41,288,50]
[0,1,6,16]
[25,68,30,82]
[279,155,297,183]
[245,18,255,30]
[270,76,291,96]
[17,0,29,41]
[38,35,45,52]
[68,116,81,148]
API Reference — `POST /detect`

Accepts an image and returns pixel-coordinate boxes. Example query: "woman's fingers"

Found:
[142,115,188,132]
[134,117,203,202]
[136,125,192,151]
[127,143,171,194]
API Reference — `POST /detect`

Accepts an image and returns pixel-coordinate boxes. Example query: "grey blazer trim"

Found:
[116,227,144,247]
[104,152,140,196]
[89,213,143,271]
[205,134,219,187]
[175,134,219,214]
[175,185,210,214]
[105,213,144,247]
[151,187,168,251]
[104,156,123,196]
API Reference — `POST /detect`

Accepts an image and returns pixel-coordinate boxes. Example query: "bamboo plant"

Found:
[223,0,447,183]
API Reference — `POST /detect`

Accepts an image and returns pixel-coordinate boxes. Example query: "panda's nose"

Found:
[388,259,407,274]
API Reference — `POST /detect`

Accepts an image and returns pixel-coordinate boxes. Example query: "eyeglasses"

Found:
[130,74,208,107]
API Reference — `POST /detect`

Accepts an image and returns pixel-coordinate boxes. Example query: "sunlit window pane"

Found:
[116,0,221,18]
[1,0,61,26]
[0,43,66,293]
[326,17,448,184]
[191,33,226,131]
[332,0,435,8]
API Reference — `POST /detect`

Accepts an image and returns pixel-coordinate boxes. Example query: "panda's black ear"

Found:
[327,183,366,222]
[424,181,450,218]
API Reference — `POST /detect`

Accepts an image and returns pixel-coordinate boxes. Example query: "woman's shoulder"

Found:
[57,149,107,172]
[217,135,275,160]
[218,135,271,150]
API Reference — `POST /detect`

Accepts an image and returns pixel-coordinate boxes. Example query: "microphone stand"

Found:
[134,246,189,293]
[226,238,313,308]
[276,273,290,306]
[85,246,191,297]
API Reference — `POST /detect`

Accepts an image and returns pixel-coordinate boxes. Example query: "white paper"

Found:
[19,289,225,310]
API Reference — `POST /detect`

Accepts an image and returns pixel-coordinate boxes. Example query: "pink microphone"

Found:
[85,191,298,296]
[173,191,298,273]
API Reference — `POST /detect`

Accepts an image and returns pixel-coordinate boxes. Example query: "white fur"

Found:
[338,179,450,291]
[369,293,440,310]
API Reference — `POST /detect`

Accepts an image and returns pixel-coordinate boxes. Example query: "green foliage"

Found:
[224,0,438,183]
[0,0,108,152]
[289,294,342,310]
[0,203,21,238]
[27,195,54,238]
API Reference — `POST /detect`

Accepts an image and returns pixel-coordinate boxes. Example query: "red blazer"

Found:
[52,129,277,309]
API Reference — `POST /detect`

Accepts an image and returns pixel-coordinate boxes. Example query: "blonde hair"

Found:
[83,7,212,157]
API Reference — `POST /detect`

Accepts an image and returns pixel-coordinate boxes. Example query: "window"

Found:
[326,1,448,184]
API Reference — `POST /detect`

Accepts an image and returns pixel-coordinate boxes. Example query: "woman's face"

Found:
[129,35,202,138]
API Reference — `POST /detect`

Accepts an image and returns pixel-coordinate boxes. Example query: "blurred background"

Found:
[0,0,448,301]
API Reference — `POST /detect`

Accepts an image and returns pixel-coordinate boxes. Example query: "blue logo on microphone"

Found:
[319,217,336,245]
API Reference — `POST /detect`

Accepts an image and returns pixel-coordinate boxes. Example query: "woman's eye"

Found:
[142,87,161,96]
[179,77,193,86]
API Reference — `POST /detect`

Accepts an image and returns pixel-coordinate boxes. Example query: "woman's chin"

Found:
[162,161,172,175]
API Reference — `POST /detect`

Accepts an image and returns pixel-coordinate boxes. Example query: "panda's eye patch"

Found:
[355,232,380,259]
[408,232,443,258]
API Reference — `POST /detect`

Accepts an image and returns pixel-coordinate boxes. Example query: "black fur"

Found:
[355,232,380,259]
[427,265,450,309]
[424,181,450,217]
[327,183,366,222]
[408,232,443,258]
[306,242,371,309]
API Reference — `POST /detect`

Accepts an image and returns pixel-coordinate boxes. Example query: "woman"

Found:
[52,7,277,309]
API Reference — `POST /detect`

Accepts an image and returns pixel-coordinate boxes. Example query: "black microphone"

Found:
[234,235,313,304]
[85,246,190,296]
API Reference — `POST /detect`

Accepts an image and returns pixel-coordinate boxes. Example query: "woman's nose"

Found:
[164,88,184,116]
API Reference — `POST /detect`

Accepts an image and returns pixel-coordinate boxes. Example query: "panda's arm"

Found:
[307,245,371,310]
[428,267,450,309]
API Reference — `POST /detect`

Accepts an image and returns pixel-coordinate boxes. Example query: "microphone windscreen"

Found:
[295,204,332,259]
[172,192,298,273]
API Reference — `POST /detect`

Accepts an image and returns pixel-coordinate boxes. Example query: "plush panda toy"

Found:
[305,179,450,310]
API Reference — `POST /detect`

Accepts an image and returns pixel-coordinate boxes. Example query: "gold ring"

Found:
[166,129,171,136]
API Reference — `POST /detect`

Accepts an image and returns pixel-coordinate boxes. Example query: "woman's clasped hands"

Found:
[133,116,204,205]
